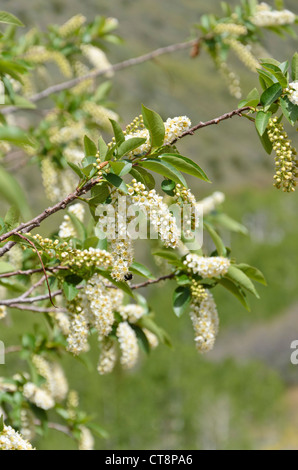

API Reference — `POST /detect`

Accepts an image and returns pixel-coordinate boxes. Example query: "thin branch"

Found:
[170,106,251,144]
[0,266,68,280]
[0,289,62,306]
[19,274,47,300]
[131,273,176,290]
[0,39,199,115]
[7,304,66,313]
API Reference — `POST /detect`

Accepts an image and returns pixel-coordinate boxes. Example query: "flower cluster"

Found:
[59,203,85,239]
[0,424,35,451]
[58,14,87,38]
[215,58,242,99]
[251,3,296,27]
[81,44,114,77]
[32,234,114,272]
[41,158,78,203]
[67,275,124,355]
[224,38,259,72]
[32,356,69,403]
[173,184,199,235]
[184,254,230,278]
[23,382,55,411]
[78,426,95,451]
[267,117,298,192]
[190,282,219,353]
[214,23,248,36]
[129,180,180,248]
[108,192,135,281]
[24,46,73,78]
[197,191,225,215]
[123,116,191,158]
[97,338,118,375]
[116,321,139,370]
[288,81,298,107]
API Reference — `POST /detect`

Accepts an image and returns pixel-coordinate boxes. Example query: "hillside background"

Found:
[2,0,298,449]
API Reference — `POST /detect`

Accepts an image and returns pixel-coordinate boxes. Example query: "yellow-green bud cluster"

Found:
[214,23,248,36]
[215,57,242,99]
[267,118,298,192]
[224,38,259,72]
[58,14,86,38]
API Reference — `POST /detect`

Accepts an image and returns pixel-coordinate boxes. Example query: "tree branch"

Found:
[0,266,68,279]
[1,39,199,115]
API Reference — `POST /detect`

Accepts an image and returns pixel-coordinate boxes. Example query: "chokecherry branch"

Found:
[1,39,200,115]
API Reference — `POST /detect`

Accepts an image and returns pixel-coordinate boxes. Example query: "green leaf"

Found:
[258,128,273,155]
[130,261,155,280]
[87,422,109,439]
[234,263,267,286]
[105,173,128,194]
[63,282,79,301]
[260,62,288,88]
[0,261,16,274]
[152,250,184,268]
[110,161,132,176]
[142,105,165,148]
[84,135,97,157]
[257,69,276,89]
[225,265,259,298]
[131,324,151,354]
[280,96,298,126]
[67,212,86,240]
[0,11,24,26]
[98,270,135,298]
[239,87,260,108]
[219,278,250,311]
[160,154,210,182]
[66,161,84,179]
[130,167,155,190]
[110,119,125,147]
[0,126,35,147]
[255,110,271,136]
[0,415,4,432]
[89,183,110,205]
[98,137,108,161]
[0,167,31,219]
[161,179,176,196]
[4,205,19,228]
[260,83,283,108]
[138,316,172,347]
[209,213,248,235]
[173,286,191,317]
[140,159,187,187]
[117,137,147,157]
[291,52,298,81]
[203,222,227,257]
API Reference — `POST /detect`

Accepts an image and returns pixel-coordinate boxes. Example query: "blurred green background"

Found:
[2,0,298,450]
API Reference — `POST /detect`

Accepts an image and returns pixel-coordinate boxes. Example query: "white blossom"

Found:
[288,81,298,106]
[184,254,230,278]
[251,3,296,27]
[116,321,139,370]
[0,425,35,450]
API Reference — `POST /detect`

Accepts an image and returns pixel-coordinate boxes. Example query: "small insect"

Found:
[124,273,133,281]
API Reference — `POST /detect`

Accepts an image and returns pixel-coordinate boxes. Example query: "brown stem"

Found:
[1,39,199,115]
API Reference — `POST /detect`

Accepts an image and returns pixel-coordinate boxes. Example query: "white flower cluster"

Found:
[23,357,69,411]
[124,116,191,158]
[143,328,159,349]
[0,306,7,320]
[23,382,55,411]
[190,286,219,353]
[173,184,200,236]
[78,426,95,451]
[59,203,85,239]
[97,338,118,375]
[108,193,135,281]
[197,191,225,215]
[50,311,71,336]
[67,276,124,355]
[116,321,139,370]
[184,254,230,278]
[20,409,35,442]
[0,425,35,451]
[81,45,114,77]
[119,304,146,323]
[251,3,296,27]
[288,81,298,107]
[129,180,180,248]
